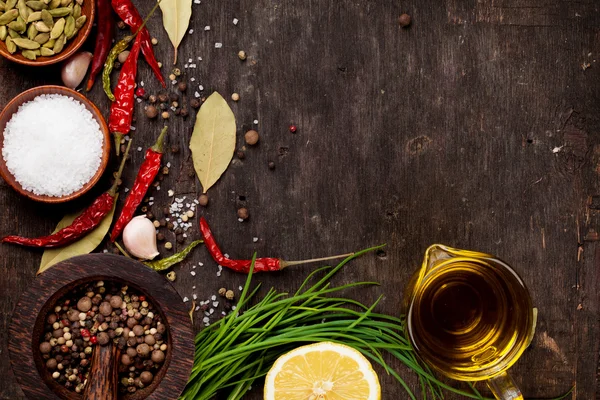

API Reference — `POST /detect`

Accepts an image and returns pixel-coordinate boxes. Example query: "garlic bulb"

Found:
[123,215,159,260]
[61,52,93,89]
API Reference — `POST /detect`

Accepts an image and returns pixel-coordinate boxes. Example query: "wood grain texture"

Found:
[7,254,193,400]
[0,0,599,398]
[83,343,118,400]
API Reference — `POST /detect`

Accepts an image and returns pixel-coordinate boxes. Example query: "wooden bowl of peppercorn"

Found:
[8,254,194,400]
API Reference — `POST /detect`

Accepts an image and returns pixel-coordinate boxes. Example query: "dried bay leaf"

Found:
[38,195,118,274]
[189,92,236,193]
[159,0,191,64]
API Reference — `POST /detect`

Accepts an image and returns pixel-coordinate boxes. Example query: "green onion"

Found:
[181,246,572,400]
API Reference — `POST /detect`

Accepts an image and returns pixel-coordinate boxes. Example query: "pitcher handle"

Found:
[486,371,524,400]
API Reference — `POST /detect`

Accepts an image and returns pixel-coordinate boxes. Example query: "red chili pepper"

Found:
[110,126,167,242]
[1,142,132,248]
[108,36,142,153]
[199,217,354,274]
[86,0,115,91]
[111,0,165,87]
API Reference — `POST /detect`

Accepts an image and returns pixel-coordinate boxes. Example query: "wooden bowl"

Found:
[0,0,95,66]
[8,254,195,400]
[0,85,111,203]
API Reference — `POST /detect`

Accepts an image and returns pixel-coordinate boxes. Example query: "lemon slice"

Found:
[264,342,381,400]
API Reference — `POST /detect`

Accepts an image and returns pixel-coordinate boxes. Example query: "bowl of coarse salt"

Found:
[0,86,111,203]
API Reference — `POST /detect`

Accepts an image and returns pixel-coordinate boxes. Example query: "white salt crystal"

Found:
[190,77,196,82]
[212,301,219,307]
[238,218,244,222]
[253,119,258,124]
[215,43,222,48]
[211,295,216,301]
[137,147,142,151]
[192,286,196,289]
[197,57,202,61]
[3,94,103,197]
[194,0,200,3]
[183,297,189,302]
[204,26,210,31]
[198,85,204,90]
[233,18,238,25]
[167,162,171,167]
[238,286,243,291]
[198,262,203,266]
[192,294,197,300]
[232,306,237,311]
[189,29,194,34]
[253,237,258,242]
[194,91,200,98]
[191,271,196,276]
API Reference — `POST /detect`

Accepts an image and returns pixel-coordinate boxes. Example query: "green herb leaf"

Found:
[189,92,236,193]
[159,0,191,64]
[38,195,118,274]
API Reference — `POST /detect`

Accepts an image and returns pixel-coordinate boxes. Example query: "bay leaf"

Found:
[159,0,191,64]
[189,92,236,193]
[38,195,118,275]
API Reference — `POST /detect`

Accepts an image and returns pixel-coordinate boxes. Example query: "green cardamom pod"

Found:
[42,0,49,4]
[47,0,58,8]
[59,0,69,6]
[12,36,40,49]
[0,25,6,40]
[47,6,67,16]
[51,31,63,52]
[71,2,78,18]
[21,48,36,59]
[39,46,52,56]
[33,19,48,31]
[0,1,6,11]
[41,36,53,47]
[73,13,83,28]
[7,27,18,37]
[25,0,46,10]
[5,35,16,52]
[32,31,47,43]
[40,8,50,25]
[26,20,36,38]
[5,0,16,9]
[49,15,62,38]
[7,17,25,33]
[74,0,80,4]
[31,47,40,55]
[63,13,73,37]
[0,9,18,25]
[26,10,39,21]
[16,0,27,20]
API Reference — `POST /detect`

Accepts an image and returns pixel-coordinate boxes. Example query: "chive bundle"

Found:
[181,246,569,400]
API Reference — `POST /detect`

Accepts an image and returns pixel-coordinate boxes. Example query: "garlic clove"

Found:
[61,51,93,89]
[123,215,160,261]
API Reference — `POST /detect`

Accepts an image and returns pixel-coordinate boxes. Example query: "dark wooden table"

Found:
[1,0,599,399]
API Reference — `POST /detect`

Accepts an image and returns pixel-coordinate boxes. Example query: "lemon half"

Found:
[264,342,381,400]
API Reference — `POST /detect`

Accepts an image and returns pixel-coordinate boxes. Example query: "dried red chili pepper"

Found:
[111,0,165,87]
[110,126,168,242]
[108,35,142,154]
[1,142,132,248]
[199,217,353,273]
[85,0,115,92]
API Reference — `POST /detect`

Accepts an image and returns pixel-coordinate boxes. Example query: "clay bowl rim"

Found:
[0,85,111,204]
[8,254,195,400]
[0,0,95,67]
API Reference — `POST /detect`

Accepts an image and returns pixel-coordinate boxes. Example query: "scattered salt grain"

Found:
[191,271,196,276]
[194,0,200,3]
[215,43,222,48]
[189,29,194,34]
[233,18,238,25]
[192,294,198,300]
[3,94,104,197]
[232,306,237,311]
[197,57,202,61]
[212,301,219,307]
[183,297,189,302]
[239,286,243,291]
[253,237,258,243]
[253,119,259,124]
[194,91,201,98]
[211,295,216,301]
[238,218,244,222]
[198,85,204,91]
[137,147,142,151]
[190,77,196,82]
[204,26,210,31]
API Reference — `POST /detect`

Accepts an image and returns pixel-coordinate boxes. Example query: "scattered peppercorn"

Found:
[236,150,245,160]
[225,290,235,300]
[113,61,122,70]
[177,82,187,92]
[180,107,189,117]
[268,161,275,170]
[190,99,201,109]
[148,94,157,103]
[166,271,176,281]
[157,232,165,241]
[198,194,209,206]
[289,125,297,133]
[237,207,249,220]
[165,242,173,250]
[159,103,168,111]
[231,93,240,101]
[176,235,185,244]
[169,93,179,102]
[161,111,170,119]
[118,50,130,64]
[168,73,176,81]
[145,105,158,119]
[173,68,181,76]
[238,50,247,60]
[135,87,146,98]
[245,130,259,145]
[158,93,168,103]
[151,37,158,45]
[399,13,411,27]
[117,20,126,29]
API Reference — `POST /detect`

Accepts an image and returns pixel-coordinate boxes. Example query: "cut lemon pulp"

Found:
[264,342,381,400]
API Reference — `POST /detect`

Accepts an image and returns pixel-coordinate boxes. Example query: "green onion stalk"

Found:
[181,246,573,400]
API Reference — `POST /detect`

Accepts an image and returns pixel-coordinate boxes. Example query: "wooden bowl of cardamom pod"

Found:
[0,0,94,66]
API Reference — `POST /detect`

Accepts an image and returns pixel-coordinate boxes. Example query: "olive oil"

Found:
[407,256,533,381]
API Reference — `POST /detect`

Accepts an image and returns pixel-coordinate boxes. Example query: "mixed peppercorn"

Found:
[39,280,168,395]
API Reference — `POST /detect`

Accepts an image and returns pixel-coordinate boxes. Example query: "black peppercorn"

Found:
[176,235,184,244]
[237,150,245,159]
[148,94,157,103]
[169,93,179,102]
[399,13,411,27]
[167,222,174,230]
[180,107,189,117]
[190,99,201,109]
[268,161,275,170]
[145,105,158,119]
[177,82,187,92]
[158,93,168,103]
[159,103,168,111]
[114,61,122,70]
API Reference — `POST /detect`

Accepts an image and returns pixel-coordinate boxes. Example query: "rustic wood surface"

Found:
[0,0,599,398]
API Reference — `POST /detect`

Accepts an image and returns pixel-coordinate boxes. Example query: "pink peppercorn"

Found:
[289,125,297,133]
[80,329,90,338]
[135,87,146,97]
[90,336,98,345]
